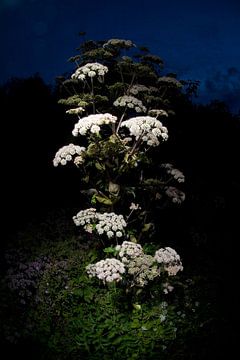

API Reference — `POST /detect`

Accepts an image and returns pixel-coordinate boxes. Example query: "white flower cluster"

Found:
[154,247,183,276]
[72,208,97,232]
[129,84,149,95]
[113,95,147,113]
[129,202,141,210]
[72,113,117,136]
[120,116,168,146]
[71,62,108,81]
[86,258,125,283]
[96,212,127,238]
[165,186,186,203]
[66,107,85,115]
[103,39,135,48]
[73,208,127,239]
[162,163,185,183]
[115,241,144,263]
[148,109,168,118]
[127,254,159,287]
[53,144,86,167]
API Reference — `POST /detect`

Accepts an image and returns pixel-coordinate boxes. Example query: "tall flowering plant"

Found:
[54,38,185,299]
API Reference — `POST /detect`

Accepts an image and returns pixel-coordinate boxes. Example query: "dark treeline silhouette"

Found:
[1,75,85,238]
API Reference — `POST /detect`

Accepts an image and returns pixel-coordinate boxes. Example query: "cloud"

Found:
[202,67,240,113]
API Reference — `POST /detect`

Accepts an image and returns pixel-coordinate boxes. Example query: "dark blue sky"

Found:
[1,0,240,112]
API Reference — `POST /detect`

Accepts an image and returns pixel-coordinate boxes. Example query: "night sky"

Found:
[1,0,240,112]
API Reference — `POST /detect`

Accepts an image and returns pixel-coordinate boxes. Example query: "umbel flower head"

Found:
[95,212,127,239]
[73,208,127,239]
[53,144,86,167]
[115,241,144,263]
[154,247,183,276]
[86,258,125,284]
[72,113,117,136]
[113,95,147,113]
[127,254,160,287]
[71,62,108,81]
[120,116,168,146]
[72,208,97,232]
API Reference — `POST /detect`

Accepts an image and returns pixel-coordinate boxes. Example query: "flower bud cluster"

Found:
[113,95,147,113]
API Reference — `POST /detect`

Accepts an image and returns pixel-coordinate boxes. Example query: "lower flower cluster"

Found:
[86,241,183,289]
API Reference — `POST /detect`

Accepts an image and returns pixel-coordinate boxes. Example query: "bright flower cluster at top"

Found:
[113,95,147,113]
[73,209,127,239]
[120,116,168,146]
[71,62,108,81]
[86,258,125,283]
[72,113,117,136]
[53,144,86,167]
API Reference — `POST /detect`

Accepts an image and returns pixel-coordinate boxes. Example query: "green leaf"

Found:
[142,223,152,232]
[103,246,115,254]
[95,195,113,205]
[95,162,105,171]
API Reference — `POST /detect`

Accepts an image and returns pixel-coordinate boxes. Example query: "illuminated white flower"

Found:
[154,247,183,276]
[96,212,127,238]
[120,116,168,146]
[72,208,97,229]
[53,144,86,167]
[71,62,108,81]
[115,241,143,262]
[86,258,125,283]
[72,113,117,137]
